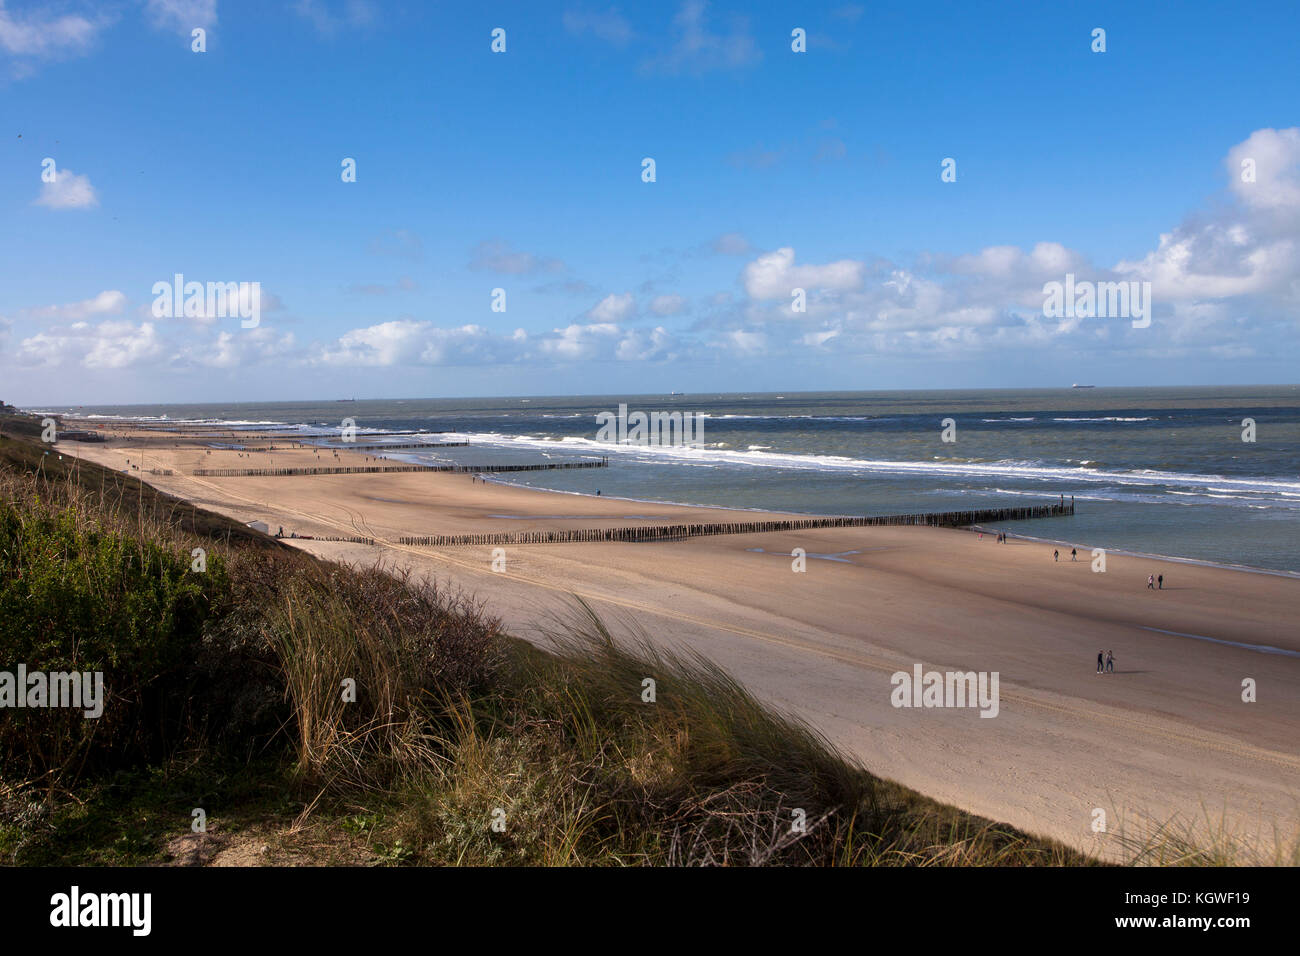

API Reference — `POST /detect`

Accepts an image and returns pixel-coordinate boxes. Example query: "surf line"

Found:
[1138,626,1300,659]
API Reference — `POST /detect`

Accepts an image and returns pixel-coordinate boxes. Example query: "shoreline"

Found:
[58,407,1300,577]
[48,423,1300,856]
[47,408,1300,576]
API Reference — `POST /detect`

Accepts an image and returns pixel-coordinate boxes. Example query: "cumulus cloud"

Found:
[1119,127,1300,311]
[1226,127,1300,213]
[743,247,865,299]
[6,129,1293,381]
[306,316,679,368]
[33,167,98,209]
[178,327,296,368]
[18,320,165,369]
[311,321,519,368]
[585,292,636,323]
[539,322,621,360]
[947,242,1086,280]
[616,325,676,361]
[714,128,1300,362]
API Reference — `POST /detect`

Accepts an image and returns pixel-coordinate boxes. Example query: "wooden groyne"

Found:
[275,534,375,545]
[193,459,608,477]
[316,441,471,451]
[398,502,1073,548]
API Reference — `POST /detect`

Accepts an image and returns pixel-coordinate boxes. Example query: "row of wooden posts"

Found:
[313,441,471,451]
[193,459,608,477]
[397,502,1075,548]
[221,440,471,453]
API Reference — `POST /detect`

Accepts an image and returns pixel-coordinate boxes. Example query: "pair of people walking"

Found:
[1147,573,1164,590]
[1096,650,1114,674]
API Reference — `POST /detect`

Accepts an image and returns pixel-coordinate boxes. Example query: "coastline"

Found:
[51,423,1300,858]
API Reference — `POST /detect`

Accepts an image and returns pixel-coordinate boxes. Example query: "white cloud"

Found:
[615,325,676,361]
[18,320,164,369]
[948,242,1085,280]
[585,292,636,323]
[144,0,217,35]
[1226,127,1300,213]
[718,329,766,355]
[718,129,1300,362]
[33,167,98,209]
[312,321,517,368]
[743,247,865,299]
[1118,128,1300,309]
[22,290,126,321]
[314,319,430,366]
[180,327,296,368]
[0,1,100,61]
[643,0,759,75]
[539,322,621,360]
[649,294,686,316]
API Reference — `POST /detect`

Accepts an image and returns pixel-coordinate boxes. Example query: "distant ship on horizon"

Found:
[1071,384,1096,389]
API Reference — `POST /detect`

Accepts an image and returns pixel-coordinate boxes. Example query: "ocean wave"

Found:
[706,414,898,422]
[430,430,1300,498]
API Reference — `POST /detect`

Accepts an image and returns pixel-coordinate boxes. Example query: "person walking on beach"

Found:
[1106,650,1115,673]
[1071,547,1077,561]
[1054,549,1059,562]
[1147,574,1155,589]
[1158,574,1164,590]
[1097,651,1104,674]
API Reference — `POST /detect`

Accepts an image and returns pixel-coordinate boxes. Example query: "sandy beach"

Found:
[61,426,1300,859]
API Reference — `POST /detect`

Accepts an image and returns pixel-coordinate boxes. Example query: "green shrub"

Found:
[0,480,230,782]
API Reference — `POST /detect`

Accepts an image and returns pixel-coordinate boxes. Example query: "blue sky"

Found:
[2,0,1299,404]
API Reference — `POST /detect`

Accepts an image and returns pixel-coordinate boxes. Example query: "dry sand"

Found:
[62,428,1300,859]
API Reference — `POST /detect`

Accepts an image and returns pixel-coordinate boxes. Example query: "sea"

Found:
[36,385,1300,574]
